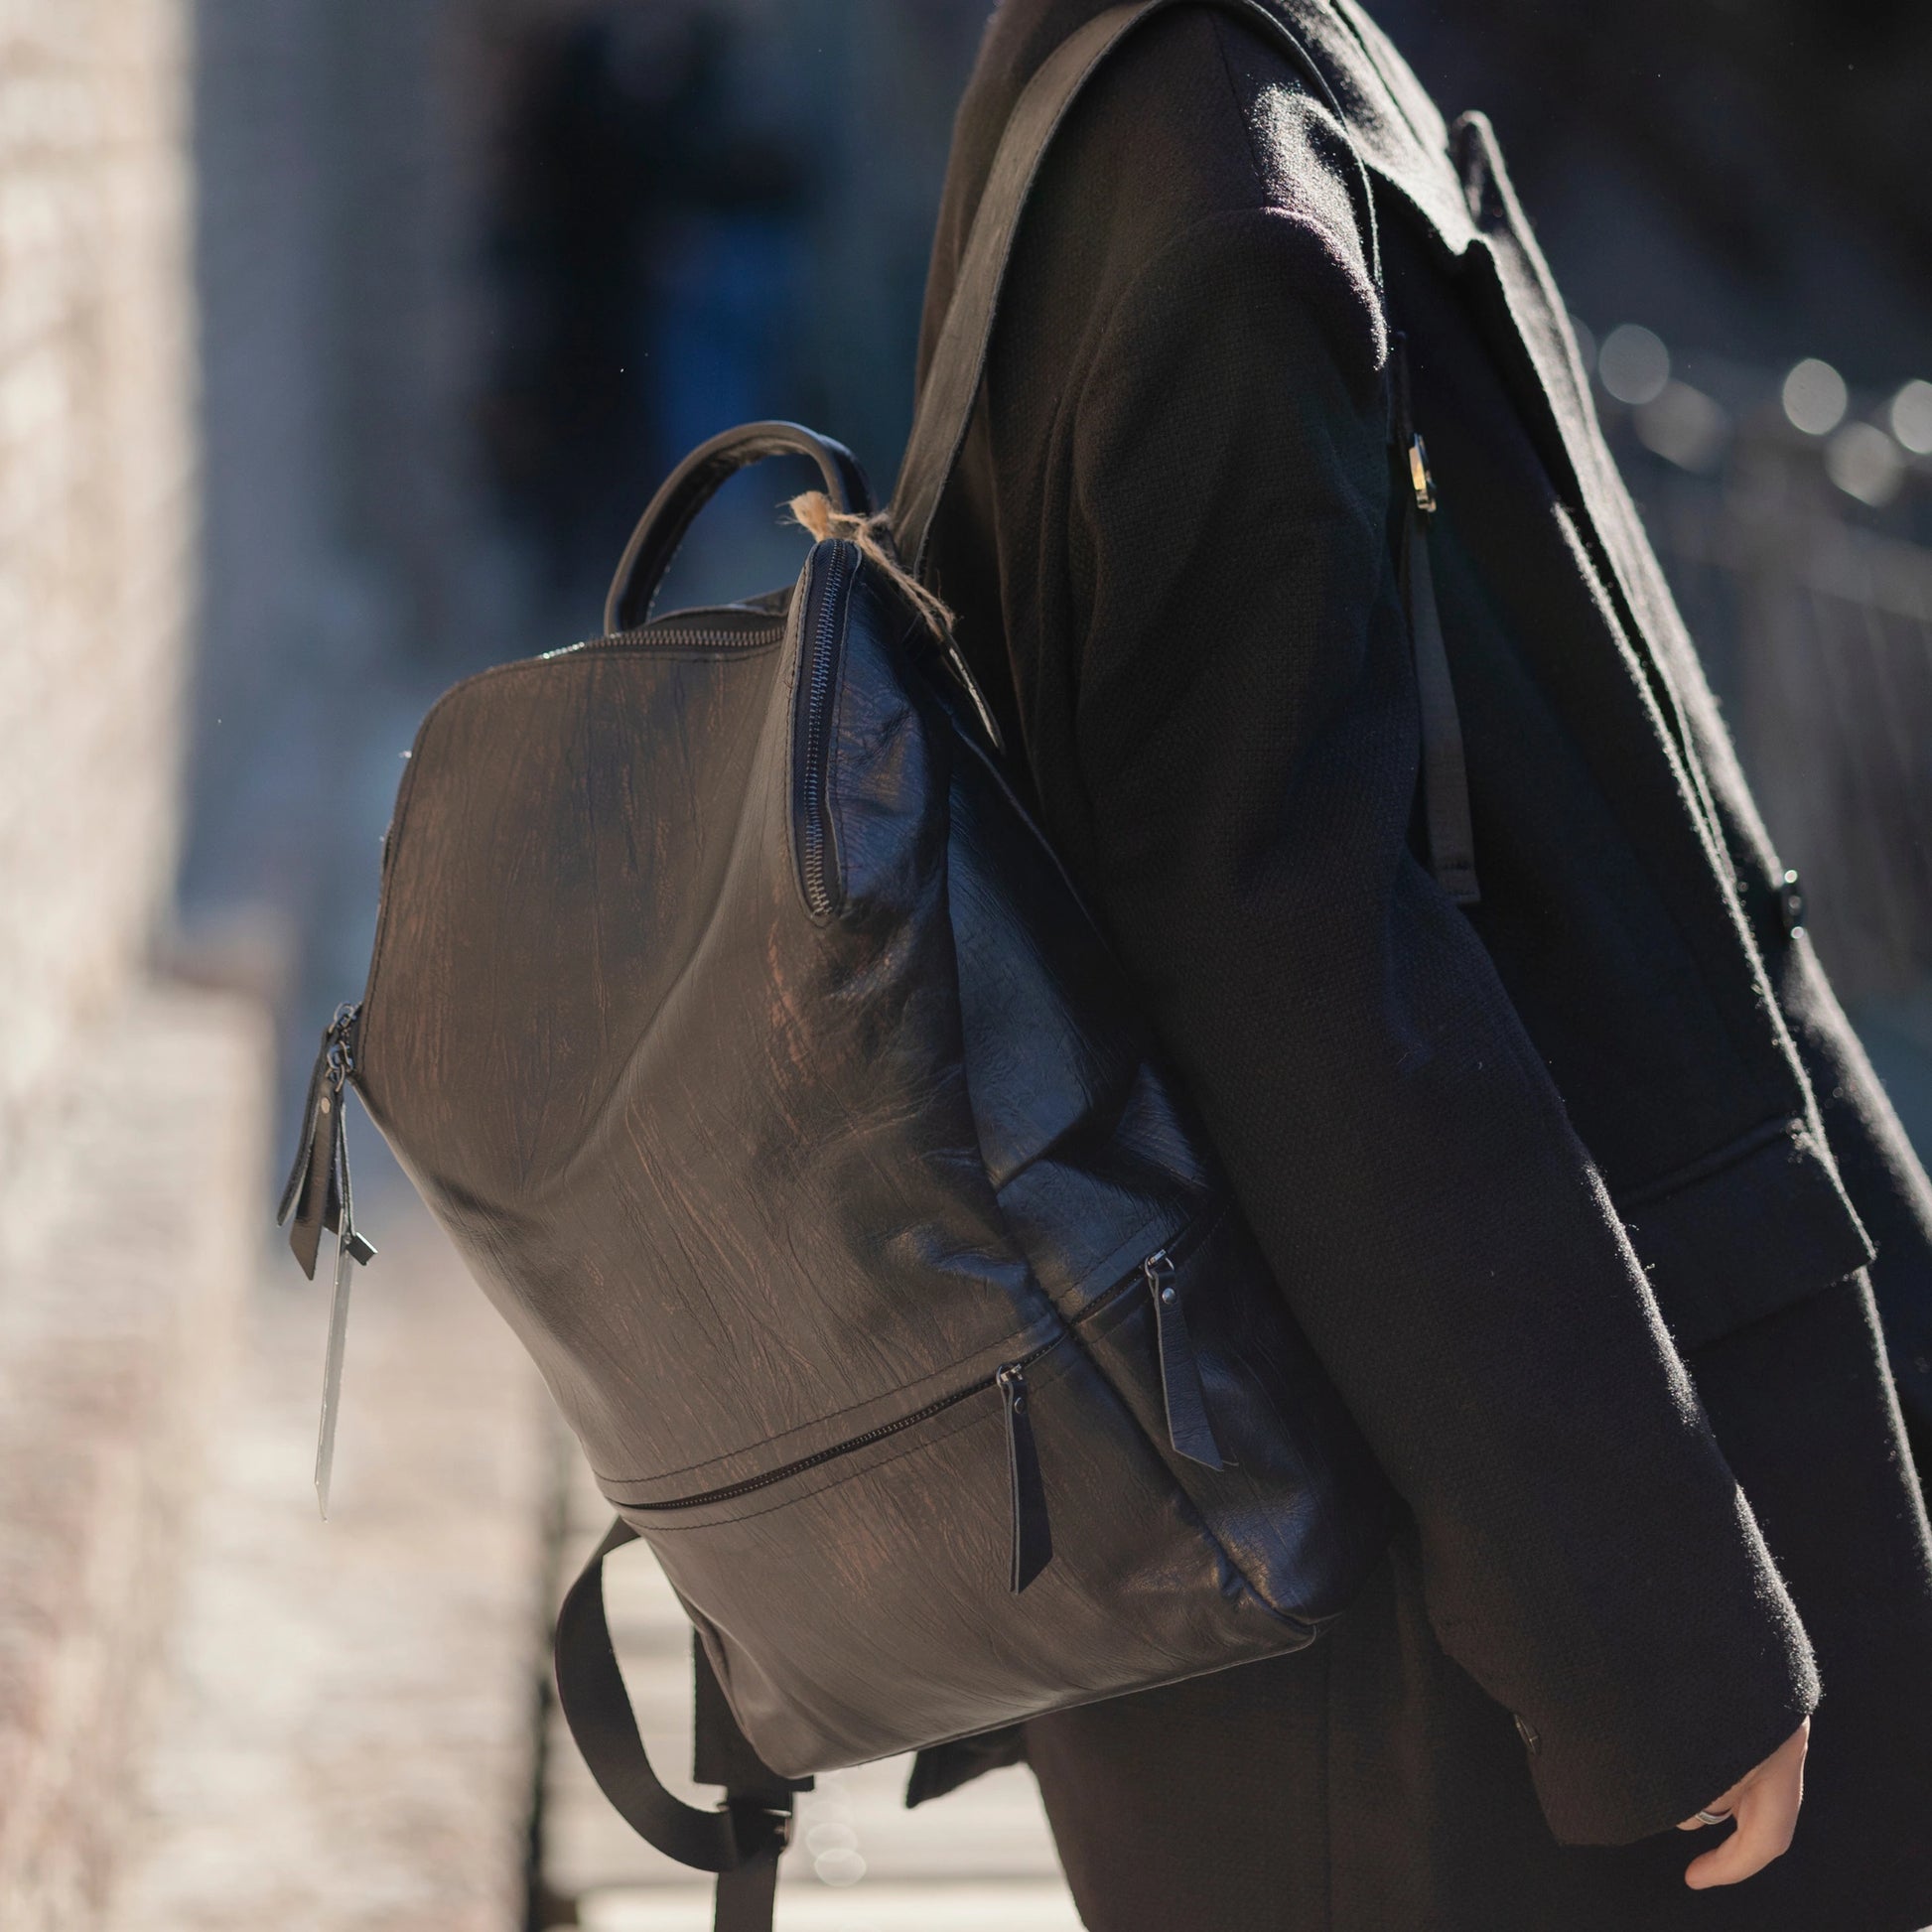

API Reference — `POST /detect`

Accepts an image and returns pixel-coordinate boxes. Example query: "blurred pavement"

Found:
[99,1178,555,1932]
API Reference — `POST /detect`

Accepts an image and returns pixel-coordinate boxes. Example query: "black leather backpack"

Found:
[279,5,1478,1926]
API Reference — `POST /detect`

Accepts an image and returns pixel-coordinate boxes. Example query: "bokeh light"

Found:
[1633,380,1729,473]
[1889,378,1932,456]
[1825,420,1905,506]
[1598,323,1670,405]
[1782,357,1849,436]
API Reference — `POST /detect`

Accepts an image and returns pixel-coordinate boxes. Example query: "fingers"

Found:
[1683,1782,1797,1888]
[1676,1805,1729,1833]
[1684,1721,1810,1890]
[1678,1747,1760,1836]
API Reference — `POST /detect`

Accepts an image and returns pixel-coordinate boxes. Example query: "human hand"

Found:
[1676,1718,1810,1888]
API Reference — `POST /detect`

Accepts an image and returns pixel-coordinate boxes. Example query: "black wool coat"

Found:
[904,2,1932,1926]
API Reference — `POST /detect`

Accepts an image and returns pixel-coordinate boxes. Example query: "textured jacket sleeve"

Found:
[1055,201,1818,1845]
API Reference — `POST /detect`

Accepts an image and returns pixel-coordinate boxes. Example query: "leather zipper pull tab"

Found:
[998,1364,1052,1593]
[279,1008,359,1279]
[1145,1252,1225,1470]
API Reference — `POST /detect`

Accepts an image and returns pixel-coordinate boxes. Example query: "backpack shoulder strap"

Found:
[890,0,1478,904]
[891,0,1379,577]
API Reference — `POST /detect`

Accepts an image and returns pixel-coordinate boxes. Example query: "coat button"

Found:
[1514,1714,1541,1755]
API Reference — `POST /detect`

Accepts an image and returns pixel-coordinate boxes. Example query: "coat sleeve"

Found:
[1056,201,1817,1846]
[1782,942,1932,1448]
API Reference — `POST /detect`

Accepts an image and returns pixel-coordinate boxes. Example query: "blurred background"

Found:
[2,2,1928,1929]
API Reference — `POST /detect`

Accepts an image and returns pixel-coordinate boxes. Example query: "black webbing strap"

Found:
[694,1635,799,1932]
[553,1517,796,1932]
[1404,507,1480,902]
[1392,333,1480,903]
[891,0,1479,904]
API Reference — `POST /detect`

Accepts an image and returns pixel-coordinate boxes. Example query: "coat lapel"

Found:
[1446,111,1733,859]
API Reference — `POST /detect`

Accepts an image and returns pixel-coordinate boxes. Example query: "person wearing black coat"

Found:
[904,1,1932,1925]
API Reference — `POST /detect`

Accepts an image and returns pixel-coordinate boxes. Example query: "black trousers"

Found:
[1025,1279,1932,1932]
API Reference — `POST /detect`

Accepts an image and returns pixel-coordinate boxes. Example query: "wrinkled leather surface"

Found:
[354,539,1390,1772]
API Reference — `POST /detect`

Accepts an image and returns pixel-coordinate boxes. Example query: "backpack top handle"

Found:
[891,0,1384,582]
[605,419,873,634]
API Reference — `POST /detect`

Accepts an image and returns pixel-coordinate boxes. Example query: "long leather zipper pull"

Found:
[998,1363,1053,1593]
[314,1085,375,1518]
[278,1004,376,1516]
[1145,1252,1225,1470]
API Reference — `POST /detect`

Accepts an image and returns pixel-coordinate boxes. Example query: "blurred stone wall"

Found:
[0,0,195,1150]
[0,3,272,1925]
[182,0,487,1018]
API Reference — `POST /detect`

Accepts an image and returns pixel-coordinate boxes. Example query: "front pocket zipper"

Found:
[628,1225,1224,1595]
[643,1338,1059,1596]
[637,1335,1061,1514]
[791,543,851,920]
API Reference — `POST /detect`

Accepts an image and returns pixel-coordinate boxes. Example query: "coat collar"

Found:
[1227,9,1610,575]
[1274,0,1477,255]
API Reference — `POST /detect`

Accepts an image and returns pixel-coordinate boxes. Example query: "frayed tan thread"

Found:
[785,490,955,641]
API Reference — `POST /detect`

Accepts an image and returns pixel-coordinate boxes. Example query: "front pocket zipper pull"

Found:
[998,1363,1053,1593]
[278,1004,376,1518]
[1145,1252,1225,1470]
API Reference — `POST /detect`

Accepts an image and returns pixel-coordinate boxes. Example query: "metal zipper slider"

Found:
[1408,434,1438,515]
[997,1363,1053,1593]
[1389,330,1438,515]
[1144,1251,1225,1471]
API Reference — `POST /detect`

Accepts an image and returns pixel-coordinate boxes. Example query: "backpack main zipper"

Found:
[546,617,787,658]
[793,543,850,920]
[586,621,784,652]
